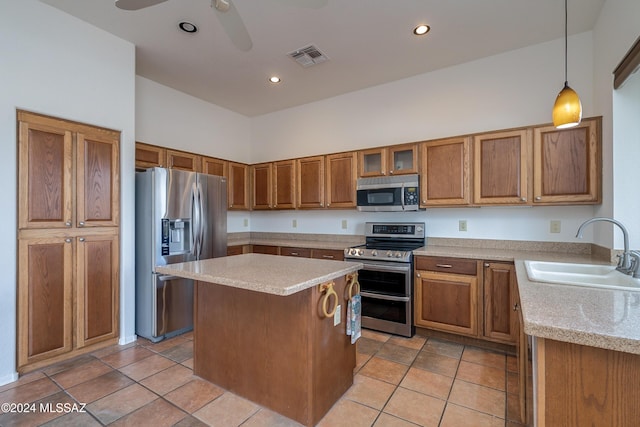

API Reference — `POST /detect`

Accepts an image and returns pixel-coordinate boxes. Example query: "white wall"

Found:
[246,33,599,242]
[136,77,252,163]
[593,0,640,249]
[0,1,136,385]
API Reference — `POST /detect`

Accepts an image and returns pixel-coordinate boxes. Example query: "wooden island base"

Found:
[194,275,356,426]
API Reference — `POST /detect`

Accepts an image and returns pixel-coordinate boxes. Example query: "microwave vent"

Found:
[288,45,328,68]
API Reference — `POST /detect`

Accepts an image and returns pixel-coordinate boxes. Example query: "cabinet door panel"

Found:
[167,149,201,172]
[18,237,73,367]
[533,118,600,204]
[274,160,296,209]
[252,163,273,210]
[326,152,357,208]
[77,233,119,347]
[202,156,227,177]
[297,156,325,208]
[389,144,418,175]
[474,130,529,204]
[421,138,470,206]
[415,270,478,336]
[135,142,166,170]
[483,262,517,343]
[18,121,73,229]
[77,133,119,227]
[228,162,249,210]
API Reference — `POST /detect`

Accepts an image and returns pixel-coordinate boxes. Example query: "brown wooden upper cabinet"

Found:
[420,137,471,206]
[202,156,227,177]
[473,129,530,205]
[297,155,325,208]
[273,160,296,209]
[297,153,357,209]
[252,162,273,210]
[359,143,418,177]
[252,160,296,210]
[166,149,201,172]
[228,161,250,210]
[326,152,358,208]
[18,112,120,229]
[532,117,601,204]
[135,142,166,170]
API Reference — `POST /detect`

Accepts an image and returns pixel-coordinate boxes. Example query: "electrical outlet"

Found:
[292,219,297,228]
[550,220,561,233]
[459,220,467,232]
[243,218,249,227]
[334,305,341,326]
[341,219,348,229]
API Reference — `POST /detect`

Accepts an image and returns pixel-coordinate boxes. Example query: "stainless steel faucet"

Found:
[575,217,633,274]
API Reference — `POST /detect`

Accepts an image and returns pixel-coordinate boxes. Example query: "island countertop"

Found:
[155,253,363,296]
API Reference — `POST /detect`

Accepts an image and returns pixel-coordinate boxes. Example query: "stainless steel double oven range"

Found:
[344,222,425,337]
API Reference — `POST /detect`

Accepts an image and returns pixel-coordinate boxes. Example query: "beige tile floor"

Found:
[0,330,527,426]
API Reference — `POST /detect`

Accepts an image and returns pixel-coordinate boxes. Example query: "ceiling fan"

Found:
[114,0,328,52]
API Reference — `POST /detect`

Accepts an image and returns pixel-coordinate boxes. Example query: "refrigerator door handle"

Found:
[191,183,199,257]
[197,180,205,258]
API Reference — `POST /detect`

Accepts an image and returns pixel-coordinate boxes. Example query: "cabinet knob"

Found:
[389,170,394,174]
[65,220,72,227]
[78,221,85,227]
[535,196,541,201]
[416,273,421,278]
[65,238,72,243]
[79,237,85,242]
[320,203,324,207]
[484,263,490,267]
[513,302,520,311]
[520,197,526,202]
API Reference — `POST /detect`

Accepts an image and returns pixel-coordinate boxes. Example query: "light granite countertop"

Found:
[416,244,640,355]
[155,253,363,296]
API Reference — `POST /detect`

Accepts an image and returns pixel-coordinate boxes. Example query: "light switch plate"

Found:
[341,220,348,229]
[459,220,467,232]
[292,219,297,228]
[550,220,561,233]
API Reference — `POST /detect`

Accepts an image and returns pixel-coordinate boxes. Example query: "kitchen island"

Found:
[156,253,362,426]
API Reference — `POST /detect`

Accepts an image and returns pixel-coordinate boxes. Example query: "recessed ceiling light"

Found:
[413,24,430,36]
[269,76,281,84]
[178,21,198,33]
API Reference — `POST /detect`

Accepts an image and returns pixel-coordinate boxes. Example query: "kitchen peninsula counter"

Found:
[155,253,363,426]
[414,244,640,355]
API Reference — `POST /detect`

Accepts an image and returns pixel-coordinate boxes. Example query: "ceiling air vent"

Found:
[288,45,328,68]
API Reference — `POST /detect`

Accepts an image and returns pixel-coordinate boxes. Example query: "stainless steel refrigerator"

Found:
[135,167,227,342]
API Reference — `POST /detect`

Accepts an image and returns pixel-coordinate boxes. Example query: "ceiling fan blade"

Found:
[214,0,253,52]
[271,0,327,9]
[115,0,169,11]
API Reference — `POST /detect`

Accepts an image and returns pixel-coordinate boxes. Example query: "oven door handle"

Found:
[360,291,410,302]
[358,262,411,273]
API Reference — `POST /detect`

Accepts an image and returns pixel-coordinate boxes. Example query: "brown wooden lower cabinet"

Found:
[534,338,640,427]
[17,230,120,372]
[482,262,518,344]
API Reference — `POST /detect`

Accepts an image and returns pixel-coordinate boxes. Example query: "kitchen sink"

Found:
[524,260,640,291]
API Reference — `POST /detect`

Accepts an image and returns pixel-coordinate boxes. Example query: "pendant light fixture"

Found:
[552,0,582,129]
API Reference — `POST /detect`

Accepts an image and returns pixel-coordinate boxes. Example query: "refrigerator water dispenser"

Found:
[161,218,192,255]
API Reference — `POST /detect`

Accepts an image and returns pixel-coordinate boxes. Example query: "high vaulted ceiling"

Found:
[41,0,604,117]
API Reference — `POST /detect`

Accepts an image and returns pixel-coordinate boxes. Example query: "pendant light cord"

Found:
[564,0,568,85]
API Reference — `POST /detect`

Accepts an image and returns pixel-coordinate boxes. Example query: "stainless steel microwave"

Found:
[356,174,420,211]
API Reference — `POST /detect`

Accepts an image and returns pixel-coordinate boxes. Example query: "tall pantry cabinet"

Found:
[17,111,120,373]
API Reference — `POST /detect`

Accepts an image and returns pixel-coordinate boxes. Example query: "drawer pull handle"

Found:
[320,282,338,318]
[436,264,453,268]
[346,274,360,299]
[322,255,334,259]
[290,252,299,256]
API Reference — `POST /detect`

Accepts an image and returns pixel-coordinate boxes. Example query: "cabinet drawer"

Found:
[252,245,279,255]
[415,256,477,275]
[281,247,311,258]
[311,249,344,261]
